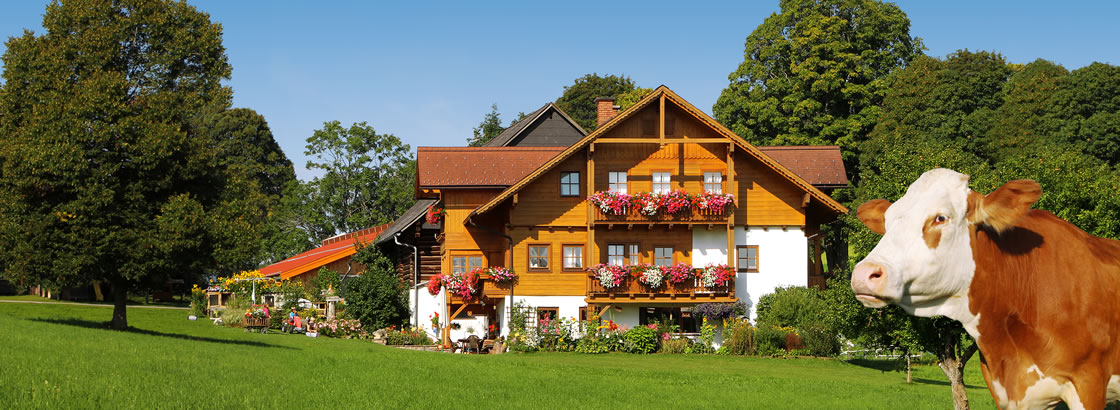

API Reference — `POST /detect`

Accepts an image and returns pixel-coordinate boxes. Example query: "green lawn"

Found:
[0,299,995,409]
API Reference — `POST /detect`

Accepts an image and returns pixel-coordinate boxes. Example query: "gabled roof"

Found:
[468,86,849,220]
[482,102,587,147]
[758,146,849,188]
[261,223,392,280]
[416,146,566,188]
[374,199,437,245]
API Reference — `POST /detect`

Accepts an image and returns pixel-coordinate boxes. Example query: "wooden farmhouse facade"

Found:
[386,87,848,340]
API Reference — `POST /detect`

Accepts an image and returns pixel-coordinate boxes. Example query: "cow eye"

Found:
[933,215,948,224]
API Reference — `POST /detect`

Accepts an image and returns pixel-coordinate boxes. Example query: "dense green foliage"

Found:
[0,0,269,329]
[0,301,995,408]
[345,245,409,330]
[467,103,506,146]
[554,73,638,131]
[714,0,923,176]
[623,325,659,354]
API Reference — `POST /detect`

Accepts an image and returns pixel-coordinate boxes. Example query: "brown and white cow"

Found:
[852,168,1120,409]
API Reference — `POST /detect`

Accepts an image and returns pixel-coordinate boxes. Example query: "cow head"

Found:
[851,168,1041,319]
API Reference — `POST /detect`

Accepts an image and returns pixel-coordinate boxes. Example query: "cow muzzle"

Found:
[851,261,890,308]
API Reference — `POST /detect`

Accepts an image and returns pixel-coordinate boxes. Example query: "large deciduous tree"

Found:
[713,0,923,178]
[555,73,637,131]
[0,0,240,329]
[299,121,415,240]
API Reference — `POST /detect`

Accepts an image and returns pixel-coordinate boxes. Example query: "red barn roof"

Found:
[758,146,849,188]
[416,146,566,187]
[260,224,391,281]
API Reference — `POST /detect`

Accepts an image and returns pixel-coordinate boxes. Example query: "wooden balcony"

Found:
[592,206,731,224]
[585,273,736,303]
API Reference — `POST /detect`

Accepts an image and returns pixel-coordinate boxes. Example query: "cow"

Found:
[851,168,1120,410]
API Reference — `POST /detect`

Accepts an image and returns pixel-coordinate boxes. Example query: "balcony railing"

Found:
[586,273,735,302]
[592,206,730,223]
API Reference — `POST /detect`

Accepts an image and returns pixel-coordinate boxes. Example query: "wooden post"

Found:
[658,94,666,147]
[587,145,596,266]
[443,302,470,349]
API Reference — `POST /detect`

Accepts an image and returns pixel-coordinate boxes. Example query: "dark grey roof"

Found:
[374,199,438,245]
[482,103,587,147]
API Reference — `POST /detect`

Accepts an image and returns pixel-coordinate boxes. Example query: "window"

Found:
[560,172,580,197]
[452,255,484,274]
[607,244,625,266]
[608,172,628,194]
[563,245,584,270]
[738,245,759,272]
[528,245,550,270]
[652,172,671,194]
[704,172,723,193]
[629,244,640,265]
[639,306,698,333]
[654,247,673,267]
[537,307,559,323]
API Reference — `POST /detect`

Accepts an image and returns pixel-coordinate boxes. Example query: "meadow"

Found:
[0,298,995,409]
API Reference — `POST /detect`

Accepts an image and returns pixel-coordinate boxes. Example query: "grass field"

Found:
[1,298,996,409]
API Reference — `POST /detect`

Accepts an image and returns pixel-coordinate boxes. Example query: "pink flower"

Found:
[646,324,657,330]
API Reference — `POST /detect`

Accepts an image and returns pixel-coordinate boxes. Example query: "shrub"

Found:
[755,286,828,330]
[385,327,433,345]
[218,295,252,327]
[660,338,689,354]
[755,323,787,356]
[346,245,410,330]
[625,325,658,354]
[575,336,610,354]
[320,318,367,339]
[690,318,717,354]
[721,318,756,355]
[269,311,284,329]
[189,285,206,317]
[800,324,841,357]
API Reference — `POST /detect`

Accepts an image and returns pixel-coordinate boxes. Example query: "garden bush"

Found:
[625,326,658,354]
[693,301,747,321]
[660,338,689,354]
[346,245,409,330]
[218,295,252,327]
[721,318,756,355]
[755,286,828,330]
[384,328,433,345]
[755,323,787,356]
[189,285,206,318]
[800,324,841,357]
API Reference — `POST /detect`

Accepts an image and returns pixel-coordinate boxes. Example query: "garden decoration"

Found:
[634,264,664,288]
[442,268,481,301]
[698,264,733,288]
[663,262,694,284]
[588,190,736,217]
[485,266,516,285]
[425,204,444,225]
[588,264,626,289]
[426,274,442,296]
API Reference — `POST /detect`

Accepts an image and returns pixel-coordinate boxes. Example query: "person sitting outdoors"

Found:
[305,317,319,338]
[291,314,304,334]
[282,306,297,333]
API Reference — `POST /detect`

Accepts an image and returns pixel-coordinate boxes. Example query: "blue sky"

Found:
[2,1,1118,180]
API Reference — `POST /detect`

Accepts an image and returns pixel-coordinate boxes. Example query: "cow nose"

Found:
[852,262,887,294]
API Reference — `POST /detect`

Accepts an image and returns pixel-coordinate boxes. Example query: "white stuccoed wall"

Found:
[693,226,808,321]
[410,284,446,340]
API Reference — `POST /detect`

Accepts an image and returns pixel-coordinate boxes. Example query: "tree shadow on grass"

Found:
[29,317,299,350]
[846,358,905,372]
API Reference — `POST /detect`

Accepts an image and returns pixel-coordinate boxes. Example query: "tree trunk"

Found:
[938,357,969,410]
[906,352,913,384]
[111,284,128,330]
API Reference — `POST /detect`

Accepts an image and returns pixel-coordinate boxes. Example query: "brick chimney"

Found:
[596,97,619,127]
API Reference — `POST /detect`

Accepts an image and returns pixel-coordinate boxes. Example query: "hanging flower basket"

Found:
[634,264,664,288]
[425,205,445,225]
[663,262,695,284]
[427,275,442,296]
[587,191,633,215]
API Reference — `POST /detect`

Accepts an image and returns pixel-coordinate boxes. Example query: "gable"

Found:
[468,86,849,220]
[482,103,587,147]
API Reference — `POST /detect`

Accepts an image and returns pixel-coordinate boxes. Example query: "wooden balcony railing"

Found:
[592,206,731,223]
[586,273,735,303]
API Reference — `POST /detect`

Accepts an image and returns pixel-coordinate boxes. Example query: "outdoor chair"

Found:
[465,335,481,354]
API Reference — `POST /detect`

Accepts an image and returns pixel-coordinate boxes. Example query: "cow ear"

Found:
[967,179,1041,233]
[857,199,892,235]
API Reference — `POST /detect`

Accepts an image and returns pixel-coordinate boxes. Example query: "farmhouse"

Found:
[387,86,848,340]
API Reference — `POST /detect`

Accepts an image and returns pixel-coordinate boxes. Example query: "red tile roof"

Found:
[759,146,849,187]
[417,146,567,187]
[260,224,392,281]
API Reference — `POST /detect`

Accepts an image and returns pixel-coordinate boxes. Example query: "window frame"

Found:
[608,171,629,194]
[737,245,759,273]
[451,252,486,274]
[702,170,724,194]
[537,307,560,323]
[653,246,674,267]
[651,171,672,194]
[561,244,585,271]
[527,244,551,272]
[607,243,626,266]
[560,171,581,197]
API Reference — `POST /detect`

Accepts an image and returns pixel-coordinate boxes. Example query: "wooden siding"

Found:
[441,189,508,273]
[594,228,692,266]
[508,227,587,296]
[735,154,806,226]
[508,152,588,227]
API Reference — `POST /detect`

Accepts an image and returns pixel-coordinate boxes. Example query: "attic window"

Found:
[560,172,580,197]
